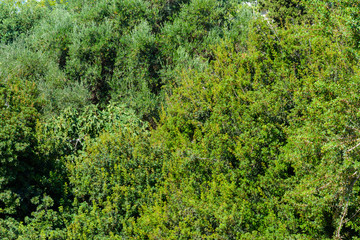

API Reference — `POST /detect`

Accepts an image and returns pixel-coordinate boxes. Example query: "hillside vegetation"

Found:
[1,0,360,239]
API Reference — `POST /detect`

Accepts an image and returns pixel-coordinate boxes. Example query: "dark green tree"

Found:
[0,0,46,44]
[258,0,308,25]
[0,78,42,219]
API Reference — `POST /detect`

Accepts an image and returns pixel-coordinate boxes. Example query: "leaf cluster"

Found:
[2,0,360,239]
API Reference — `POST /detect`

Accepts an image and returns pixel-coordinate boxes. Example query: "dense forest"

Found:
[1,0,360,238]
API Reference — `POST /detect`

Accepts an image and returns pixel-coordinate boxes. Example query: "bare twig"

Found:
[346,142,360,152]
[335,172,360,239]
[344,207,360,224]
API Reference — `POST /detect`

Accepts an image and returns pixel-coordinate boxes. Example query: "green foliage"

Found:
[130,17,360,238]
[36,103,144,158]
[258,0,309,25]
[0,195,68,240]
[0,0,47,44]
[2,0,360,239]
[0,40,90,116]
[0,78,41,218]
[0,0,255,121]
[159,0,253,68]
[111,20,160,118]
[65,120,162,238]
[28,7,73,69]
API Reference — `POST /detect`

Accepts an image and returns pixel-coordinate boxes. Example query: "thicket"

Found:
[1,0,360,239]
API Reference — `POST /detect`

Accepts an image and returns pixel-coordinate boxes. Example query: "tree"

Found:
[0,78,42,219]
[258,0,308,25]
[132,16,360,238]
[0,0,46,44]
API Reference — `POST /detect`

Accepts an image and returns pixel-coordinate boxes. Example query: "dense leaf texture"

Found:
[2,0,360,239]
